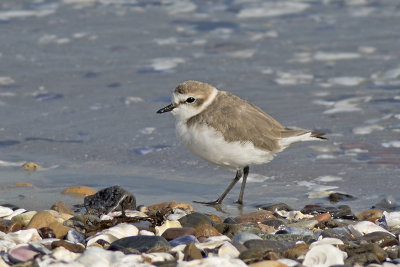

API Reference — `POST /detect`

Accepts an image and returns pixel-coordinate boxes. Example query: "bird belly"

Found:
[176,122,275,169]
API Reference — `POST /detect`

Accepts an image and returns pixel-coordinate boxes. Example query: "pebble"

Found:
[109,235,170,253]
[51,201,75,215]
[0,184,399,266]
[162,227,196,241]
[234,210,276,224]
[84,185,136,215]
[62,186,97,198]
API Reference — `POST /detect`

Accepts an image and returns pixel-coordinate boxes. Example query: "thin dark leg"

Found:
[237,166,249,205]
[193,169,243,205]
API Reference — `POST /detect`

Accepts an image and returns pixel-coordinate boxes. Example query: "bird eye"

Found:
[186,97,195,103]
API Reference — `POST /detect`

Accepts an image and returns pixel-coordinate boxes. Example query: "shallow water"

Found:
[0,0,399,216]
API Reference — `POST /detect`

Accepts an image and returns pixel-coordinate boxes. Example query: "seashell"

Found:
[218,241,240,258]
[196,236,231,250]
[167,209,188,221]
[348,221,394,237]
[52,246,81,262]
[309,237,344,249]
[139,230,154,236]
[8,244,39,263]
[11,211,37,227]
[0,206,13,218]
[276,210,313,221]
[142,252,175,263]
[0,239,16,252]
[86,223,138,246]
[155,220,182,236]
[29,241,53,255]
[4,229,41,244]
[303,244,347,267]
[383,211,400,228]
[176,256,248,267]
[3,208,27,220]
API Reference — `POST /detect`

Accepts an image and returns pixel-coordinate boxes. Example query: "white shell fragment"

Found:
[218,242,240,259]
[348,221,394,237]
[309,237,344,249]
[155,220,182,236]
[177,256,248,267]
[86,223,139,246]
[303,244,347,267]
[383,211,400,228]
[0,206,13,218]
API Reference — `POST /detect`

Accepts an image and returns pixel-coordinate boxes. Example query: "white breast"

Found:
[176,121,275,169]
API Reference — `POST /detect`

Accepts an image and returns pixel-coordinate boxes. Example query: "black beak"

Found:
[157,103,175,114]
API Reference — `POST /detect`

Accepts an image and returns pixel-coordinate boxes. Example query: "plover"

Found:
[157,80,326,205]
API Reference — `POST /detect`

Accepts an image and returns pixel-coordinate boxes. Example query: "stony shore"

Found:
[0,185,399,267]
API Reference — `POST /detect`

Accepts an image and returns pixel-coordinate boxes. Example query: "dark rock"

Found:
[361,232,399,247]
[282,244,309,259]
[239,249,280,264]
[373,196,398,211]
[223,217,238,224]
[329,193,355,203]
[194,225,221,239]
[0,219,21,233]
[232,242,247,253]
[243,239,288,253]
[301,204,354,219]
[234,210,276,224]
[169,235,198,247]
[183,242,203,261]
[257,203,293,212]
[109,236,170,253]
[316,219,351,229]
[178,212,213,228]
[261,233,316,244]
[51,240,85,253]
[214,223,242,238]
[344,243,387,263]
[84,185,136,215]
[320,227,355,242]
[38,227,56,239]
[385,246,400,259]
[162,227,195,241]
[260,219,286,230]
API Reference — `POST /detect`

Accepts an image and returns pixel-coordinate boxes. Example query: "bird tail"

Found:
[310,131,327,140]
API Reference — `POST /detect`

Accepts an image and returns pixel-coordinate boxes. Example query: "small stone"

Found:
[344,243,387,263]
[183,242,203,261]
[11,211,37,227]
[162,227,195,241]
[51,202,74,215]
[232,232,262,245]
[214,223,242,238]
[282,243,309,259]
[169,235,198,247]
[313,213,332,222]
[62,186,97,198]
[51,240,85,253]
[249,260,288,267]
[235,211,276,224]
[209,214,223,223]
[258,203,293,212]
[66,229,85,244]
[361,232,399,247]
[109,236,170,253]
[243,239,288,253]
[0,219,22,233]
[84,185,136,215]
[179,212,213,228]
[8,244,39,263]
[260,219,286,230]
[218,242,240,258]
[240,249,280,264]
[26,210,72,239]
[21,162,39,171]
[14,182,34,188]
[148,201,193,213]
[38,227,56,239]
[223,218,238,224]
[194,225,221,239]
[355,209,383,222]
[328,192,355,203]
